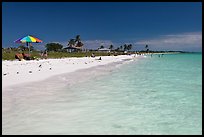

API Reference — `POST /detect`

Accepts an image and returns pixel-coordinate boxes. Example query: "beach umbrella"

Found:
[14,35,43,54]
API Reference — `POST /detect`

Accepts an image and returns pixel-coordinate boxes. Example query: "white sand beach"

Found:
[2,55,140,90]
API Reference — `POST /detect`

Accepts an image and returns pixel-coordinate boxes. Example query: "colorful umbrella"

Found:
[14,35,43,54]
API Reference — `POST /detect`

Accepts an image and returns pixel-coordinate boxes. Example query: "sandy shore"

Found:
[2,55,141,90]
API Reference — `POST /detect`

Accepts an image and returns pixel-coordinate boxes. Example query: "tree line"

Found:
[11,34,150,52]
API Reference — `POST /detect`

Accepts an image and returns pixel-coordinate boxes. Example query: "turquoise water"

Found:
[2,53,202,135]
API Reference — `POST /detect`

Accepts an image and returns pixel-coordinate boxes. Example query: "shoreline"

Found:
[3,55,138,116]
[2,55,141,90]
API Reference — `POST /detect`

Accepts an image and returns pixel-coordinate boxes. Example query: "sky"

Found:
[2,2,202,52]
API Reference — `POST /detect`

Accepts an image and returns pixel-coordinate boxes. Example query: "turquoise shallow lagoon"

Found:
[2,53,202,135]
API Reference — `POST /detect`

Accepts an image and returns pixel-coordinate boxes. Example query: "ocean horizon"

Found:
[2,53,202,135]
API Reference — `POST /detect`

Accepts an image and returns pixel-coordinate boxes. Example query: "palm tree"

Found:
[68,39,76,47]
[109,45,114,50]
[123,44,127,51]
[75,35,84,50]
[75,35,81,43]
[120,45,123,51]
[127,44,132,51]
[145,44,149,53]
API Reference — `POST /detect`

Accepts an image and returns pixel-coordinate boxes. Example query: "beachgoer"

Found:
[43,50,48,59]
[15,53,22,61]
[22,52,31,60]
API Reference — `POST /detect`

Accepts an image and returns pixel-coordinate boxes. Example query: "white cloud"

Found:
[135,32,202,51]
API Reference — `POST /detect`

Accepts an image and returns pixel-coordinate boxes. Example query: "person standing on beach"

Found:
[43,50,48,59]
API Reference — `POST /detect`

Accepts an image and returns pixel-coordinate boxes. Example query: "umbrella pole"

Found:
[27,42,30,55]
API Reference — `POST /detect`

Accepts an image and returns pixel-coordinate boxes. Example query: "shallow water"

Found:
[2,53,202,135]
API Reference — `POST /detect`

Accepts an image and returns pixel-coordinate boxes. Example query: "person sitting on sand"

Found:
[15,52,31,61]
[22,52,31,60]
[15,53,23,61]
